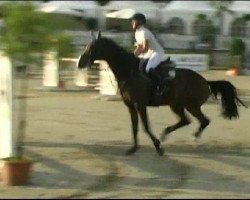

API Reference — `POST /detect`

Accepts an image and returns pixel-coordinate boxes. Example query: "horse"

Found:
[77,31,247,156]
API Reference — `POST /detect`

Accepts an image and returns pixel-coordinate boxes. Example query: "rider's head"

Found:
[131,13,146,30]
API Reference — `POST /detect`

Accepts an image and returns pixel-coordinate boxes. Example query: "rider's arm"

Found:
[134,39,149,56]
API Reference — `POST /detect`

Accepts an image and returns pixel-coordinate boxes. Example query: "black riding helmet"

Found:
[131,13,146,25]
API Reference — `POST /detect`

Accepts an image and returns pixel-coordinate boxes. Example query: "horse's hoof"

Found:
[192,135,201,143]
[157,148,164,156]
[125,147,138,156]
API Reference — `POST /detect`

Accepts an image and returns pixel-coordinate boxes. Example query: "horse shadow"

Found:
[25,140,250,198]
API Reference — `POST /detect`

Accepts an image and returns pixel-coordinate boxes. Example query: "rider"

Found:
[131,13,167,96]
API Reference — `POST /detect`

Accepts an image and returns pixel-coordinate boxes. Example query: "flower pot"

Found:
[1,157,33,186]
[59,80,65,88]
[226,67,240,76]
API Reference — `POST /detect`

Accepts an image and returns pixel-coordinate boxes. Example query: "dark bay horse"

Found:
[78,32,247,156]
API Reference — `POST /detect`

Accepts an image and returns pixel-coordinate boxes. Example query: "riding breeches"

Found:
[145,52,165,72]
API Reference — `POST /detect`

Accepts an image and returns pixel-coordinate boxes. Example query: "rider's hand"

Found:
[134,49,140,56]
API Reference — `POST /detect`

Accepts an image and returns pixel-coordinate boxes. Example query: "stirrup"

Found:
[158,84,169,96]
[156,86,162,96]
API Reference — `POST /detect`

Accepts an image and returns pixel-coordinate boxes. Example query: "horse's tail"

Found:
[207,80,247,120]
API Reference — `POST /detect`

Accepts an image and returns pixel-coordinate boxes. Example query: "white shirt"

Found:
[135,26,164,59]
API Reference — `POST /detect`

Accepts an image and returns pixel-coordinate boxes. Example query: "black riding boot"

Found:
[148,68,167,96]
[148,69,163,105]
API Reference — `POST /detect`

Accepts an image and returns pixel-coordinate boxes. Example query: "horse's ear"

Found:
[97,31,101,39]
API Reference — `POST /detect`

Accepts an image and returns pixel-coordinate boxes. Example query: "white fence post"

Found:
[43,51,59,87]
[0,52,14,159]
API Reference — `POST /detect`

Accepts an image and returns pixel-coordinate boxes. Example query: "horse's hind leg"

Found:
[160,104,191,142]
[137,105,164,156]
[185,105,210,139]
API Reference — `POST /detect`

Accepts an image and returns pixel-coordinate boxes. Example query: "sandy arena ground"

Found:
[0,70,250,198]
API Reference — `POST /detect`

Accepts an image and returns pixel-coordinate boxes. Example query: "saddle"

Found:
[139,57,176,83]
[139,57,176,106]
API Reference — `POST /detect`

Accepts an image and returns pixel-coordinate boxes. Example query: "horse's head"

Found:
[77,31,105,69]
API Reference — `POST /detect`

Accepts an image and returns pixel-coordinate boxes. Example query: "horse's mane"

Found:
[99,37,132,57]
[97,37,140,75]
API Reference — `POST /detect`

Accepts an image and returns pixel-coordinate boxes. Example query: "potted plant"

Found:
[0,2,67,185]
[229,38,246,75]
[56,33,76,88]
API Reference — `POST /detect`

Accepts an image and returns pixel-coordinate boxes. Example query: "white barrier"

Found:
[167,54,209,72]
[61,57,89,87]
[74,69,88,87]
[0,52,14,158]
[96,61,118,96]
[43,51,59,87]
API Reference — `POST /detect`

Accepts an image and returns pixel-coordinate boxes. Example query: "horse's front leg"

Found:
[126,103,139,155]
[137,105,164,156]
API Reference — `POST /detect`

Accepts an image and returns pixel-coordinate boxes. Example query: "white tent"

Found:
[106,8,159,21]
[229,1,250,14]
[163,1,214,12]
[103,1,161,11]
[38,1,97,17]
[37,1,162,30]
[106,8,135,19]
[105,2,162,27]
[162,1,216,34]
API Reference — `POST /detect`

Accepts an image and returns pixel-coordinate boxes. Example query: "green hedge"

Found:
[230,38,245,56]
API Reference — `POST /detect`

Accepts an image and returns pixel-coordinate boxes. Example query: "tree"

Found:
[230,38,245,56]
[150,0,172,31]
[194,14,217,48]
[0,2,75,67]
[56,33,76,72]
[94,0,110,30]
[233,14,250,37]
[231,17,247,37]
[0,3,51,63]
[151,0,172,3]
[84,17,98,31]
[95,0,110,6]
[230,38,245,68]
[0,2,75,159]
[210,1,234,36]
[242,14,250,21]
